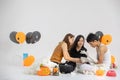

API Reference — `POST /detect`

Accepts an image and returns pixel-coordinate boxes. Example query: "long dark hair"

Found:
[63,33,74,50]
[71,35,87,52]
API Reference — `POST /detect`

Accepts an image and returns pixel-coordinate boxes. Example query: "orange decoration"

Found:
[16,32,26,44]
[37,66,51,76]
[53,67,59,73]
[23,55,35,66]
[52,66,59,76]
[96,69,104,76]
[111,55,115,64]
[101,34,112,45]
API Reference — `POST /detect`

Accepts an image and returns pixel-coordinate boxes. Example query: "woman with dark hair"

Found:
[70,35,87,58]
[50,33,81,64]
[66,35,88,72]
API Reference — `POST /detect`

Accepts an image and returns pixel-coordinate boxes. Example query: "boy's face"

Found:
[88,40,97,48]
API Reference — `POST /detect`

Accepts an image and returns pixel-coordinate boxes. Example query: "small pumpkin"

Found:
[53,66,59,73]
[53,66,59,76]
[96,69,104,76]
[37,66,51,76]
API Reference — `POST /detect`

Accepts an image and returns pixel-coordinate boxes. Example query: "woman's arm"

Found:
[61,42,81,63]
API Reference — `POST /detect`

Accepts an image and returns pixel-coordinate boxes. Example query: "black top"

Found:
[69,48,87,58]
[66,48,87,70]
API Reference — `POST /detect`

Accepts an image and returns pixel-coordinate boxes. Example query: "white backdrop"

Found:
[0,0,120,67]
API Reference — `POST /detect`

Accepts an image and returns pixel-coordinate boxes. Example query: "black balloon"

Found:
[31,31,41,44]
[26,31,41,44]
[9,31,19,44]
[26,32,33,44]
[95,31,104,41]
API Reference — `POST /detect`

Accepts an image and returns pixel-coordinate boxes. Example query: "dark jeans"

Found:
[59,61,76,74]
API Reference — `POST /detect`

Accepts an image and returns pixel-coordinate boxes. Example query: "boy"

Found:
[86,33,111,69]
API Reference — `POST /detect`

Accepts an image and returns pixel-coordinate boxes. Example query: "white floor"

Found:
[0,64,120,80]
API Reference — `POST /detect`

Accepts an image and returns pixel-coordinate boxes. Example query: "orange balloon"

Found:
[101,34,112,45]
[23,55,35,66]
[111,55,115,64]
[16,32,26,44]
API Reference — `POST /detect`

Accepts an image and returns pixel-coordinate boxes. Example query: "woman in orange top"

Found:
[50,33,81,64]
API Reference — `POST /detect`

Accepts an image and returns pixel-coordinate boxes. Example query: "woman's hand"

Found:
[75,58,81,63]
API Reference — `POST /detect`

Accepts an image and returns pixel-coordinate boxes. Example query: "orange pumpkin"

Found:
[53,67,59,73]
[52,66,59,76]
[96,69,104,76]
[37,66,51,76]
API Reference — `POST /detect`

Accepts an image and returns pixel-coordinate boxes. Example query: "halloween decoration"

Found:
[101,34,112,45]
[15,32,26,44]
[95,31,104,42]
[37,64,51,76]
[23,55,35,66]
